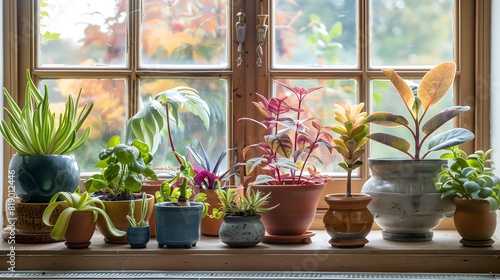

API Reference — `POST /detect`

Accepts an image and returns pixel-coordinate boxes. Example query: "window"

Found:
[3,0,488,228]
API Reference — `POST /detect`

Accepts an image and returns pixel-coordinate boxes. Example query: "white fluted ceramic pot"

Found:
[361,159,454,241]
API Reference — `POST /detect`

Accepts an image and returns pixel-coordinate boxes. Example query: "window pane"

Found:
[273,0,358,68]
[140,78,228,170]
[370,79,453,159]
[38,0,127,67]
[274,78,358,174]
[140,0,229,68]
[41,79,127,172]
[370,0,454,67]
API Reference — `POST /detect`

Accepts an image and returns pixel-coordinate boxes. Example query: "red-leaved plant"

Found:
[364,62,474,159]
[239,81,334,185]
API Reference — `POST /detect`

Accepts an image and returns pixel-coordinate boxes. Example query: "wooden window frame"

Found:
[2,0,491,231]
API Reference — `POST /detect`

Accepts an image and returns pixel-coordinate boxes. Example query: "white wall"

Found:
[491,0,500,236]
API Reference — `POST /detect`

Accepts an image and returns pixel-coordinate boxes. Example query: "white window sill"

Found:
[0,230,498,273]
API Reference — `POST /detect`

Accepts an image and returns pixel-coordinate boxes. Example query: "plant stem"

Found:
[346,168,352,197]
[165,104,182,165]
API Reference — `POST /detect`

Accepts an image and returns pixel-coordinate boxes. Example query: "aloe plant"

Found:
[364,62,474,159]
[0,70,93,155]
[214,187,278,217]
[331,103,369,197]
[42,187,125,240]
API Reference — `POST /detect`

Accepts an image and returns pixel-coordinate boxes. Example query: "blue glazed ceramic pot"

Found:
[154,202,202,248]
[9,154,80,203]
[127,226,150,248]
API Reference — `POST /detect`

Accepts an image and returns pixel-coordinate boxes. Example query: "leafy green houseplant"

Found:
[216,187,277,247]
[42,187,125,248]
[84,135,158,200]
[436,146,500,211]
[435,146,499,246]
[360,62,475,242]
[1,70,94,204]
[241,81,333,238]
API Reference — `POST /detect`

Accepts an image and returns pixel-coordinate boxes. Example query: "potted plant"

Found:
[126,193,150,248]
[323,102,374,248]
[130,86,212,237]
[215,187,277,247]
[361,62,475,241]
[436,146,500,247]
[154,152,208,248]
[42,187,125,249]
[83,135,157,243]
[240,81,334,242]
[187,140,245,236]
[151,85,212,248]
[0,70,93,243]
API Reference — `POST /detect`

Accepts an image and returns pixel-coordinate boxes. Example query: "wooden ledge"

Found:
[0,231,498,273]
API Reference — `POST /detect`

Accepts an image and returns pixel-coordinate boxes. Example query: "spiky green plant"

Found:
[0,70,93,155]
[42,187,125,240]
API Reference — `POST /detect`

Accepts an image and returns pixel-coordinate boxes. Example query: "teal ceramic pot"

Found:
[9,154,80,203]
[219,215,265,248]
[127,226,150,248]
[154,202,202,248]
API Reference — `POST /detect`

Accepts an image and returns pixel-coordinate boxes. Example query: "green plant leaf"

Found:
[418,62,456,113]
[427,128,475,152]
[478,187,493,198]
[252,175,275,185]
[383,69,415,116]
[366,133,411,153]
[113,144,139,165]
[421,106,470,135]
[124,174,142,192]
[463,181,480,194]
[363,112,409,127]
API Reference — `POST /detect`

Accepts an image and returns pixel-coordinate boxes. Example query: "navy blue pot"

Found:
[154,202,202,248]
[127,226,150,248]
[9,154,80,203]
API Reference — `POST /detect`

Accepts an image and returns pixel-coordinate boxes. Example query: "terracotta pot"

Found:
[64,211,96,249]
[193,186,244,236]
[96,194,154,244]
[453,198,497,247]
[250,181,325,236]
[323,193,374,248]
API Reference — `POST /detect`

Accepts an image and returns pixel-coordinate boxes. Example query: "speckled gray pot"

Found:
[219,215,265,247]
[361,159,455,242]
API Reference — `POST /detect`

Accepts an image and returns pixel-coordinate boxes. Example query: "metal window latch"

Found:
[236,10,246,67]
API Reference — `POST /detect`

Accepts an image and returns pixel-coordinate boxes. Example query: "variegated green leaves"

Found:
[436,146,500,212]
[0,70,93,155]
[365,62,474,159]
